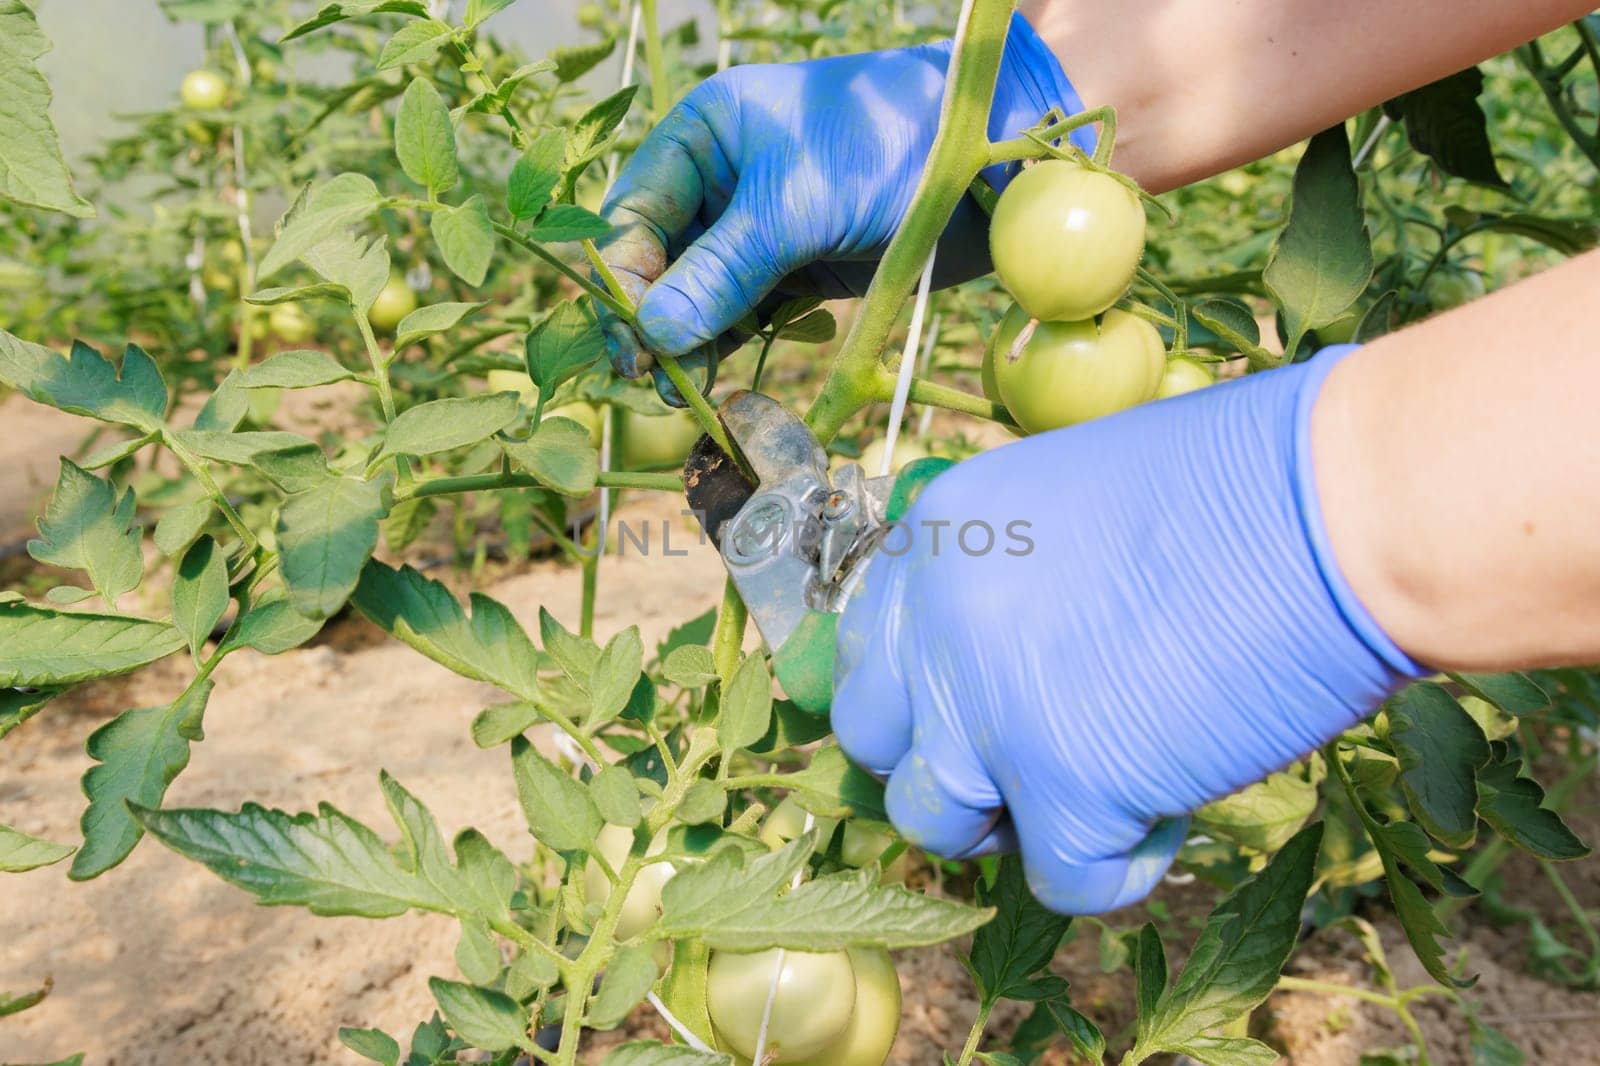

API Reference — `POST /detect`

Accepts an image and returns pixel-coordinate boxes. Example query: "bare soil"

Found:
[2,396,1597,1066]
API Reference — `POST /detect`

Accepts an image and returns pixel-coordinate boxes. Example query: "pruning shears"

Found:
[681,391,953,715]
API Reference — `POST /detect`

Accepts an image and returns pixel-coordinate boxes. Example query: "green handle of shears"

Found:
[771,456,956,715]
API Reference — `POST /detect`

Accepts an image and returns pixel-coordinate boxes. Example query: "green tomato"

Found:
[758,795,837,851]
[576,2,606,27]
[1217,171,1253,197]
[992,307,1164,434]
[840,824,909,886]
[582,823,675,942]
[619,406,702,470]
[788,948,901,1066]
[180,69,228,111]
[855,436,928,477]
[1154,357,1215,399]
[368,275,419,332]
[708,949,856,1062]
[484,368,536,401]
[1423,267,1485,312]
[268,303,314,344]
[989,159,1146,322]
[981,301,1029,403]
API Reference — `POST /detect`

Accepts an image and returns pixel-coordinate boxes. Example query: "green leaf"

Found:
[153,500,213,558]
[1040,999,1106,1062]
[603,1045,732,1066]
[192,367,248,432]
[219,595,323,656]
[656,937,718,1052]
[394,301,485,349]
[28,459,143,603]
[968,854,1073,1005]
[1132,922,1168,1027]
[70,681,214,880]
[277,476,390,620]
[455,917,501,984]
[677,780,726,825]
[1382,68,1506,188]
[0,978,52,1018]
[589,765,641,827]
[471,702,542,747]
[378,18,455,71]
[378,392,519,462]
[525,299,605,392]
[775,307,837,344]
[135,774,515,920]
[550,39,617,85]
[718,653,773,755]
[463,0,517,29]
[662,645,718,689]
[541,606,602,684]
[783,744,887,822]
[396,78,459,195]
[1263,124,1373,354]
[259,173,383,282]
[282,0,429,42]
[1170,1035,1282,1066]
[659,840,992,950]
[511,735,602,852]
[237,349,356,389]
[1387,682,1489,848]
[508,130,565,220]
[352,561,543,699]
[1134,824,1323,1054]
[528,203,610,243]
[1451,672,1550,716]
[560,86,638,199]
[339,1027,400,1066]
[589,942,659,1029]
[1195,759,1321,853]
[0,335,165,433]
[427,977,529,1052]
[501,415,600,496]
[506,945,560,998]
[431,194,496,286]
[1191,297,1267,358]
[0,685,63,741]
[382,495,437,553]
[1476,754,1589,861]
[589,627,644,727]
[303,230,390,312]
[172,537,228,661]
[0,603,184,687]
[245,283,351,306]
[175,430,331,494]
[0,2,94,217]
[79,432,156,471]
[0,823,75,872]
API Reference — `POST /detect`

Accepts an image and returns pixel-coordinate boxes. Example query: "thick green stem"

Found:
[891,374,1017,427]
[639,0,671,123]
[955,1001,993,1066]
[712,578,747,684]
[805,0,1015,443]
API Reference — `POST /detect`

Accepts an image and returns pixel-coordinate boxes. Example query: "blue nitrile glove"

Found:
[597,12,1090,399]
[832,347,1431,914]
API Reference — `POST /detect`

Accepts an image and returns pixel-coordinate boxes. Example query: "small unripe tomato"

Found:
[484,368,536,401]
[992,307,1164,434]
[1154,357,1215,399]
[1423,267,1484,312]
[1218,171,1253,197]
[758,795,838,852]
[576,2,606,28]
[855,436,928,477]
[180,69,228,111]
[368,275,419,332]
[840,824,909,885]
[989,159,1146,322]
[268,303,314,344]
[619,406,702,470]
[253,57,279,83]
[788,947,901,1066]
[582,823,675,942]
[708,949,856,1061]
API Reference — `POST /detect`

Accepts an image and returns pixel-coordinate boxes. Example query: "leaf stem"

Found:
[711,578,747,685]
[954,1000,993,1066]
[638,0,672,123]
[161,432,258,557]
[399,469,682,501]
[886,374,1016,427]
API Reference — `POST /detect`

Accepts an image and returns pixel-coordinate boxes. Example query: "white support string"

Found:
[878,253,938,477]
[604,2,645,190]
[752,810,815,1063]
[648,992,719,1053]
[1352,114,1392,169]
[913,312,942,441]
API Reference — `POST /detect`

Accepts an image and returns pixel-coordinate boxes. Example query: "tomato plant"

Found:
[0,2,1595,1066]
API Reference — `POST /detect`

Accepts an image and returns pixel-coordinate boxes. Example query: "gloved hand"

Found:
[832,347,1430,914]
[597,12,1089,398]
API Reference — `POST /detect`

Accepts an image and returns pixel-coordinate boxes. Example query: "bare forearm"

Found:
[1021,0,1594,192]
[1313,250,1600,672]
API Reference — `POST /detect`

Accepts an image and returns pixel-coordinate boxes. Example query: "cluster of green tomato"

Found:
[583,799,907,1064]
[981,160,1213,435]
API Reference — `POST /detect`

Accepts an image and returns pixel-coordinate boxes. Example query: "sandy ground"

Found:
[3,394,1598,1065]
